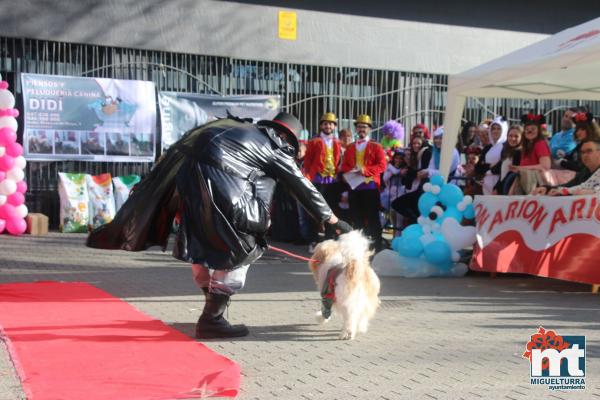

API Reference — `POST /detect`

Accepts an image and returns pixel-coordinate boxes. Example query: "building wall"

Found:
[0,0,552,75]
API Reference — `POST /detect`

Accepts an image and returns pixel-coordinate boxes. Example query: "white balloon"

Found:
[0,179,16,195]
[423,183,432,192]
[0,195,5,205]
[431,185,441,195]
[0,90,15,109]
[7,167,24,182]
[431,205,444,217]
[441,218,477,251]
[14,156,26,169]
[0,116,17,131]
[0,146,4,157]
[15,204,28,218]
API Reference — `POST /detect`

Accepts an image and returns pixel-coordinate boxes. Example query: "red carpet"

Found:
[0,281,240,399]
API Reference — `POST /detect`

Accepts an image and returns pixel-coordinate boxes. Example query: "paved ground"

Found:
[0,232,599,400]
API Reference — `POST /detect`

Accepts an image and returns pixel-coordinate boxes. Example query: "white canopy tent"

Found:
[441,17,600,177]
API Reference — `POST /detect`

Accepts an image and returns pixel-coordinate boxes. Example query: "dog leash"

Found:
[268,245,319,263]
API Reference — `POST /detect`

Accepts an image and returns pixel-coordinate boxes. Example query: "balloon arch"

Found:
[0,77,28,235]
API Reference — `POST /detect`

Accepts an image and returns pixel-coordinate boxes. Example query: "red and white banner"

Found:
[471,195,600,284]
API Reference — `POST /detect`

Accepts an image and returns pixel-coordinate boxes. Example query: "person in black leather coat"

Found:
[87,112,350,338]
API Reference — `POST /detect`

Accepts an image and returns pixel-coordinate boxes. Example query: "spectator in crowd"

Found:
[550,108,577,169]
[339,128,354,157]
[392,127,459,225]
[533,139,600,196]
[458,121,478,152]
[297,140,307,164]
[303,112,342,251]
[403,135,432,191]
[411,123,431,142]
[508,112,552,194]
[337,128,354,223]
[381,149,408,231]
[475,116,508,194]
[426,126,461,179]
[477,119,492,148]
[558,111,600,171]
[340,114,387,251]
[472,119,492,189]
[493,125,523,195]
[461,147,481,196]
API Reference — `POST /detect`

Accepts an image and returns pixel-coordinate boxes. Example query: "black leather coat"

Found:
[87,118,332,270]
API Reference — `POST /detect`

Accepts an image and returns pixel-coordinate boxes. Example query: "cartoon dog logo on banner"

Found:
[374,175,477,277]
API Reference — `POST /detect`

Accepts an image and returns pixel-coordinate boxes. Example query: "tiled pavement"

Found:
[0,232,599,399]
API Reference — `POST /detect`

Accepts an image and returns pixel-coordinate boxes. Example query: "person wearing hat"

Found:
[303,112,343,250]
[507,112,552,194]
[87,112,351,338]
[340,114,387,250]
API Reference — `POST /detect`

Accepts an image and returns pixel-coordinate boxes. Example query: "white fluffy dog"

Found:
[308,231,381,340]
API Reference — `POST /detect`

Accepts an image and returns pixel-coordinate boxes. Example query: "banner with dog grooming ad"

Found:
[158,92,280,149]
[22,73,156,162]
[471,195,600,284]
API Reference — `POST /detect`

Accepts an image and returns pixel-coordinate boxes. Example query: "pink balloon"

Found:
[0,127,16,146]
[7,191,24,206]
[0,218,5,233]
[6,217,26,235]
[0,203,16,220]
[16,180,27,194]
[0,155,14,171]
[5,142,22,157]
[0,171,5,181]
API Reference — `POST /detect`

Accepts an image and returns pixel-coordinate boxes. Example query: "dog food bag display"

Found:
[58,172,90,233]
[113,174,141,210]
[86,173,116,229]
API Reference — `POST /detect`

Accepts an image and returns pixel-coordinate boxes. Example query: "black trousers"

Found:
[391,189,423,226]
[348,189,382,249]
[309,182,341,243]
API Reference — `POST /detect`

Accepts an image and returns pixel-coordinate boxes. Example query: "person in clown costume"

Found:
[380,119,405,161]
[340,114,387,251]
[303,112,343,251]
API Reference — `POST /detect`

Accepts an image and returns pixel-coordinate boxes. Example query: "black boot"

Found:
[195,292,249,339]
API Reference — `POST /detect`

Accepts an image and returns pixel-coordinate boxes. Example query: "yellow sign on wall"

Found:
[278,11,297,41]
